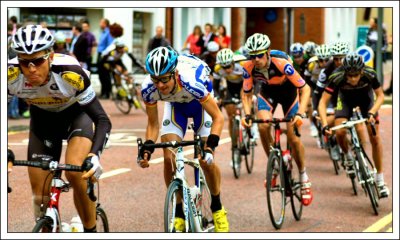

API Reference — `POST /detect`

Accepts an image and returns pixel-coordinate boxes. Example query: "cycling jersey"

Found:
[325,66,380,119]
[141,54,213,105]
[291,55,310,78]
[304,56,320,89]
[313,60,339,112]
[213,62,245,84]
[8,54,95,112]
[7,53,111,157]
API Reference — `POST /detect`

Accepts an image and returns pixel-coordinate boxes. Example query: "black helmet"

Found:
[343,52,364,73]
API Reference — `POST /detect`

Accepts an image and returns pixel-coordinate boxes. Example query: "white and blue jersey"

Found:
[141,54,215,139]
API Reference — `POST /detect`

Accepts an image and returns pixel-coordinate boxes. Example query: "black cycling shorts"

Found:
[28,103,94,162]
[334,91,379,123]
[223,81,243,105]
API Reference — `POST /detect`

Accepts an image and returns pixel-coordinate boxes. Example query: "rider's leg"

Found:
[224,104,236,143]
[257,109,273,156]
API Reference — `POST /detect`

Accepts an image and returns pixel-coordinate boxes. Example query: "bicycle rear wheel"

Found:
[231,118,241,179]
[32,216,55,232]
[266,151,286,229]
[164,180,184,232]
[96,206,110,232]
[355,149,379,215]
[244,130,255,174]
[199,169,214,232]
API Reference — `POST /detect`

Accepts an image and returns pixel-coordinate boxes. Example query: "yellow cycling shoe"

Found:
[174,217,185,232]
[212,206,229,232]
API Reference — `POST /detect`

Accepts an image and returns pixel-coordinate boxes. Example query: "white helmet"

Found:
[11,24,55,54]
[216,48,234,66]
[303,41,317,56]
[330,41,350,56]
[114,38,125,48]
[54,31,66,43]
[315,44,331,59]
[207,41,219,52]
[245,33,271,52]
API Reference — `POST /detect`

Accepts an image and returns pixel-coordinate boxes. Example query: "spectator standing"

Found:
[7,22,19,119]
[82,20,97,70]
[200,23,218,54]
[216,24,231,49]
[147,26,170,53]
[70,23,89,69]
[97,18,114,99]
[54,31,69,54]
[182,25,203,56]
[9,16,18,35]
[366,17,388,71]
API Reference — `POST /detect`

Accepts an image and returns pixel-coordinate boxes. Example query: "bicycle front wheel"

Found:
[244,130,255,174]
[356,149,379,215]
[288,157,303,221]
[266,151,286,229]
[199,168,214,232]
[131,85,146,113]
[231,118,241,179]
[113,92,132,114]
[96,206,110,232]
[164,180,184,232]
[32,217,55,232]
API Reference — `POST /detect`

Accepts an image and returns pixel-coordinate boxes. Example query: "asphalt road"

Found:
[6,99,394,235]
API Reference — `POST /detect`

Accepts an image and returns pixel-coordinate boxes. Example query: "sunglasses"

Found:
[347,72,361,77]
[249,50,268,60]
[151,74,174,84]
[333,57,343,62]
[222,64,232,69]
[318,58,330,63]
[293,54,303,59]
[18,53,50,68]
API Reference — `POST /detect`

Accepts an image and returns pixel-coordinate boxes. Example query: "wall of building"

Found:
[324,8,357,50]
[293,8,325,45]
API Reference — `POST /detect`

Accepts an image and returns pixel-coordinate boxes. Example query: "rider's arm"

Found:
[145,103,160,142]
[242,62,254,116]
[200,94,224,149]
[318,91,332,128]
[127,52,145,70]
[369,87,384,115]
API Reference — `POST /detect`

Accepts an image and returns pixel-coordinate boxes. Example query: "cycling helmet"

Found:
[207,41,219,52]
[330,41,350,56]
[12,25,55,54]
[290,42,304,56]
[54,31,66,43]
[114,38,125,48]
[216,48,234,66]
[315,44,331,59]
[145,46,179,76]
[303,41,317,56]
[343,52,364,73]
[245,33,271,52]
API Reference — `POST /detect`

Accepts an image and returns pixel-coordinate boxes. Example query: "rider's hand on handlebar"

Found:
[201,148,214,165]
[241,114,253,128]
[322,125,332,136]
[138,140,155,168]
[7,148,15,173]
[82,154,103,182]
[291,114,303,128]
[367,112,376,124]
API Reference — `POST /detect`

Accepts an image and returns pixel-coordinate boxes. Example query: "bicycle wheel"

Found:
[231,118,241,179]
[96,206,110,232]
[199,169,214,232]
[32,217,55,232]
[113,90,132,114]
[288,157,303,221]
[266,151,286,229]
[244,130,255,174]
[164,180,185,232]
[132,85,146,113]
[355,149,379,215]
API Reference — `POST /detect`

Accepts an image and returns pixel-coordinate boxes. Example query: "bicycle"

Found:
[330,107,380,215]
[110,68,146,114]
[137,133,214,232]
[7,150,109,232]
[222,97,255,179]
[252,117,302,229]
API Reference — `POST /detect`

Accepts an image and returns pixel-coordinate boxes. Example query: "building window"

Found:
[300,13,305,35]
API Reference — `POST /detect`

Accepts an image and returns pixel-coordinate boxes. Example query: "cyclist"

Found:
[241,33,313,206]
[7,25,111,232]
[303,41,317,59]
[200,41,220,97]
[101,38,145,97]
[318,52,389,198]
[313,41,350,160]
[306,44,332,144]
[138,46,229,232]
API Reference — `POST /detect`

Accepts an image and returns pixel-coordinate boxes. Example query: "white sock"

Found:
[375,173,384,184]
[300,169,309,182]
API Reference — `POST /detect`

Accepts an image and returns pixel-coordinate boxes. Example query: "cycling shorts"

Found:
[223,81,242,105]
[28,103,94,162]
[334,92,379,123]
[160,100,212,139]
[257,82,299,118]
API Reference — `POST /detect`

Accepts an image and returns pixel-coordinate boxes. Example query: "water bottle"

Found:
[282,150,292,171]
[61,222,71,232]
[70,215,84,232]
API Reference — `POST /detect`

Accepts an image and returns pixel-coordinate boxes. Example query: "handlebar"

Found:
[8,152,97,201]
[221,98,241,105]
[330,118,376,136]
[251,117,301,137]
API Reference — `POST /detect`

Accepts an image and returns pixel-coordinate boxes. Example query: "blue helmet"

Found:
[145,46,179,76]
[290,42,304,56]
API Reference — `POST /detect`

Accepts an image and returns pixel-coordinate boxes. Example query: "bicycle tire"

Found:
[244,131,255,174]
[199,169,214,232]
[231,118,241,179]
[96,206,110,232]
[350,167,358,196]
[32,217,54,232]
[266,151,286,229]
[113,91,132,114]
[355,149,379,215]
[132,85,146,113]
[288,158,303,221]
[164,180,185,232]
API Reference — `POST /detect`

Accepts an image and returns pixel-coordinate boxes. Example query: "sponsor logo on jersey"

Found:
[163,119,170,126]
[50,83,59,90]
[8,66,20,82]
[24,82,33,88]
[61,71,84,90]
[284,64,295,76]
[25,97,70,106]
[243,68,250,79]
[204,121,212,128]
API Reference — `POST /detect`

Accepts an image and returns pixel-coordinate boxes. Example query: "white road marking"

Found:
[99,168,131,179]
